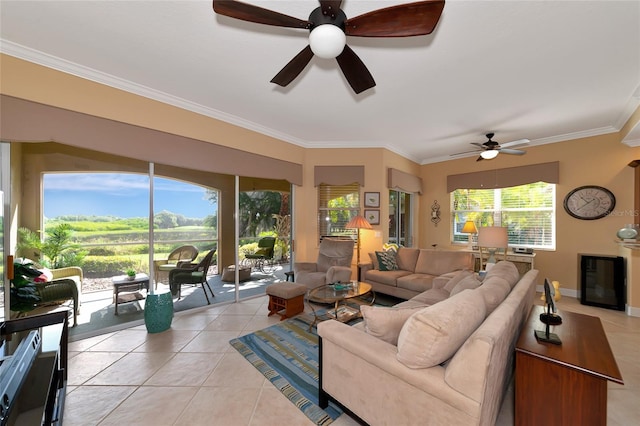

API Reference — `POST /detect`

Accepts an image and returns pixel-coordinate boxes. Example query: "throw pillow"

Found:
[361,304,426,346]
[368,252,380,270]
[382,242,399,253]
[396,290,486,368]
[449,274,482,297]
[376,250,399,271]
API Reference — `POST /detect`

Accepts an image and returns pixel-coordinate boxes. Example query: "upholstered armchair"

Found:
[294,238,355,290]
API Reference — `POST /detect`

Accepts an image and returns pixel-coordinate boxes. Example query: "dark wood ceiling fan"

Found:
[212,0,445,94]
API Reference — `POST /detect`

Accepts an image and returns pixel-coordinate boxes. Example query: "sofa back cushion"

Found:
[414,250,474,276]
[361,304,426,346]
[484,261,520,287]
[396,289,486,368]
[477,275,512,314]
[449,274,482,296]
[442,269,474,293]
[395,247,420,272]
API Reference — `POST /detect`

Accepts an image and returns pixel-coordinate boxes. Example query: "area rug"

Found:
[230,315,341,425]
[229,295,402,425]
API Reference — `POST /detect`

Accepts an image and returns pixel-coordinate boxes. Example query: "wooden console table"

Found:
[515,305,623,425]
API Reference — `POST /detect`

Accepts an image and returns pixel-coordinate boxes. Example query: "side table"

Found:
[112,273,150,315]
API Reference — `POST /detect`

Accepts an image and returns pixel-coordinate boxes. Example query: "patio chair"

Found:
[153,245,199,286]
[169,249,216,304]
[243,237,276,273]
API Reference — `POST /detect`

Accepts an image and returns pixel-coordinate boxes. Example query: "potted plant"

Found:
[126,268,137,280]
[10,259,42,314]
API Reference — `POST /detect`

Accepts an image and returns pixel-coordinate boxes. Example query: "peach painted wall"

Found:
[3,53,639,313]
[420,133,640,313]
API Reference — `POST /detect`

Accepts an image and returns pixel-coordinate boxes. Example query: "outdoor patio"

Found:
[31,264,291,341]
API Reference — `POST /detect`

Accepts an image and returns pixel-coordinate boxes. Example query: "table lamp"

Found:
[477,226,508,271]
[461,220,478,250]
[346,215,372,265]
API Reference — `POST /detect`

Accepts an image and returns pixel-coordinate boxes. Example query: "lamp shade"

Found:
[477,226,508,248]
[346,215,372,230]
[461,220,478,234]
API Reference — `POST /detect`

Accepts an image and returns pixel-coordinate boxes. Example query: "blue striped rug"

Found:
[229,315,344,425]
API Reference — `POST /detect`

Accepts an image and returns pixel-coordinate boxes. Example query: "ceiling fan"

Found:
[454,133,529,161]
[212,0,445,94]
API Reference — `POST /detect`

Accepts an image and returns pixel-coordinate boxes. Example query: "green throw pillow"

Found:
[376,250,399,271]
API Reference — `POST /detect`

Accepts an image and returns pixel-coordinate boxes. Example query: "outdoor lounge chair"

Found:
[153,245,199,286]
[169,249,216,304]
[243,237,276,273]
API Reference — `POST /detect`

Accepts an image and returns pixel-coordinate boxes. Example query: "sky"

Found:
[44,173,217,219]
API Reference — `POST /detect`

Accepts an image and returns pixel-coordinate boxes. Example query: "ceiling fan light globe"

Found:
[480,150,499,160]
[309,24,346,59]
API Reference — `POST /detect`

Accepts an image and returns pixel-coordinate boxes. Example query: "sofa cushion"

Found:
[414,249,474,276]
[396,273,436,293]
[396,289,486,368]
[476,276,512,314]
[395,247,420,272]
[484,260,520,287]
[364,269,411,287]
[443,269,474,293]
[361,304,426,345]
[394,299,430,309]
[376,250,399,271]
[409,288,450,305]
[368,252,380,270]
[450,274,482,296]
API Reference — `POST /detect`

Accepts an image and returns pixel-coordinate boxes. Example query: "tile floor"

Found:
[65,295,639,425]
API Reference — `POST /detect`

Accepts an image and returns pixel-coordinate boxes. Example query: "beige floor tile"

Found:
[205,314,253,331]
[223,302,263,316]
[84,351,176,385]
[203,351,266,388]
[249,386,314,425]
[242,314,281,334]
[170,312,219,330]
[133,329,200,353]
[145,352,224,386]
[63,385,137,426]
[175,386,261,425]
[67,351,127,386]
[85,329,148,352]
[180,330,240,353]
[98,386,199,426]
[68,331,115,351]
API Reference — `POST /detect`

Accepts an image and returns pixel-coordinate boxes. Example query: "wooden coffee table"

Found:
[307,282,374,328]
[112,273,150,315]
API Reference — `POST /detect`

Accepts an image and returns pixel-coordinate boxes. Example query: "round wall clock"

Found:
[563,185,616,220]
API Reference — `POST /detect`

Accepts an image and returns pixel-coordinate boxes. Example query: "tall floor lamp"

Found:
[346,215,372,265]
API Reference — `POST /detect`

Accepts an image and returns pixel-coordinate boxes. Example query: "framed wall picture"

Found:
[364,209,380,225]
[364,192,380,208]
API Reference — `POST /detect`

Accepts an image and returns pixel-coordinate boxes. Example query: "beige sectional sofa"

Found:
[318,261,538,426]
[361,247,475,299]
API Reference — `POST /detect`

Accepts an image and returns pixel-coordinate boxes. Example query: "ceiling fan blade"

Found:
[319,1,343,18]
[335,45,376,94]
[270,45,314,87]
[344,0,445,37]
[476,155,484,162]
[500,138,530,148]
[470,142,485,148]
[213,0,309,29]
[499,148,526,155]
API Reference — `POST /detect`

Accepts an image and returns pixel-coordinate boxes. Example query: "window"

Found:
[318,183,360,241]
[451,182,556,249]
[389,190,413,247]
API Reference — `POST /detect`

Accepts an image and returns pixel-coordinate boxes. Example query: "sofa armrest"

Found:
[326,266,352,283]
[359,262,373,275]
[317,320,467,407]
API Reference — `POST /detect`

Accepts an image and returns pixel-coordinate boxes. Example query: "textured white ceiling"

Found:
[1,0,639,163]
